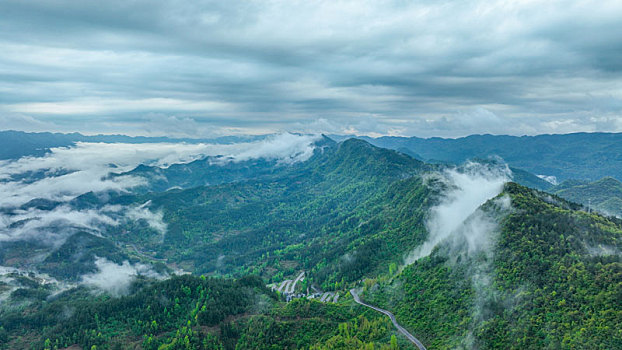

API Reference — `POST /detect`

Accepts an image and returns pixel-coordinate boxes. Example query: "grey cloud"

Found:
[0,0,621,137]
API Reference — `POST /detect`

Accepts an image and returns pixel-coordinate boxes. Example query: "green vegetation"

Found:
[38,231,131,280]
[2,137,621,349]
[357,132,622,182]
[368,183,622,349]
[105,138,430,289]
[0,275,407,349]
[236,299,401,349]
[0,275,275,349]
[554,177,622,217]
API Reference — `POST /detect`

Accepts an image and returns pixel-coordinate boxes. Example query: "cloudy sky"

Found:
[1,0,621,137]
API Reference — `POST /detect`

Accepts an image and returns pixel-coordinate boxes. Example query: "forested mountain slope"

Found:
[0,274,407,349]
[1,137,620,349]
[105,138,429,286]
[368,182,621,349]
[553,177,622,217]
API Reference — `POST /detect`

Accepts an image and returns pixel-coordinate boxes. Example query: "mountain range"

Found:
[0,132,619,349]
[337,132,622,182]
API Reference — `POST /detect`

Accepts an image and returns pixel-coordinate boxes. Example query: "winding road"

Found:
[320,292,333,302]
[277,271,305,294]
[277,279,291,292]
[286,271,305,293]
[350,289,426,350]
[128,243,167,262]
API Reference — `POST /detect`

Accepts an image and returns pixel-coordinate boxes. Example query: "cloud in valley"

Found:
[81,257,163,296]
[0,205,117,243]
[226,133,321,164]
[126,201,167,237]
[0,133,320,208]
[0,134,319,246]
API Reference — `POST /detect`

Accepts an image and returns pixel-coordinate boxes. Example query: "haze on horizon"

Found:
[1,0,621,138]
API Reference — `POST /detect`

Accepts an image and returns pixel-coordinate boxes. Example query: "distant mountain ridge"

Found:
[3,131,622,184]
[0,130,267,160]
[553,177,622,217]
[335,132,622,182]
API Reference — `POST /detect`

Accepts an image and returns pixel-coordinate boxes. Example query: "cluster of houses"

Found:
[270,270,340,303]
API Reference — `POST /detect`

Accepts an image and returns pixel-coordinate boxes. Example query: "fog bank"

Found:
[407,162,510,264]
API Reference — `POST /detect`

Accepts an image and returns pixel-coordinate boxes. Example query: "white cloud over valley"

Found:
[0,134,319,247]
[81,257,164,296]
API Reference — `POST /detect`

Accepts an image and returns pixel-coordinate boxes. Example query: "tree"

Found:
[390,334,398,349]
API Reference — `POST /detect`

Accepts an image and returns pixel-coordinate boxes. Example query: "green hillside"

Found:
[554,177,622,217]
[1,138,620,349]
[0,273,410,349]
[106,138,428,287]
[368,183,621,349]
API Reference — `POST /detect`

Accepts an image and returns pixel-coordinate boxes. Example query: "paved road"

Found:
[350,289,426,350]
[286,271,305,293]
[277,279,291,292]
[332,293,339,303]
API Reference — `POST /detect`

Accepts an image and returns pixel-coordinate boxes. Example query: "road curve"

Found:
[277,280,291,293]
[287,271,305,293]
[350,289,426,350]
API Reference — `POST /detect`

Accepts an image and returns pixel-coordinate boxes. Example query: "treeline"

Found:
[0,275,274,349]
[1,274,411,349]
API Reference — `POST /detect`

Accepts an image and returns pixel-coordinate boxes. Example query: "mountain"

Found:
[1,137,428,289]
[0,130,266,160]
[553,177,622,217]
[0,275,278,349]
[339,132,622,182]
[508,166,554,191]
[38,231,131,281]
[367,183,621,349]
[5,130,622,183]
[0,136,620,349]
[0,273,406,349]
[104,138,427,285]
[452,157,555,191]
[117,136,338,193]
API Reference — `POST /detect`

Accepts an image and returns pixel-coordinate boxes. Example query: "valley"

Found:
[2,1,621,348]
[0,134,620,349]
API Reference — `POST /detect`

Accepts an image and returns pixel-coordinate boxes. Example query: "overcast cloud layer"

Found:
[1,0,621,137]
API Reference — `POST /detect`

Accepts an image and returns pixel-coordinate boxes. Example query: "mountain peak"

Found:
[313,134,337,147]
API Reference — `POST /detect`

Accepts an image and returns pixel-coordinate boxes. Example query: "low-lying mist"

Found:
[0,133,321,241]
[0,133,320,297]
[0,133,321,209]
[407,162,511,264]
[403,161,515,347]
[81,257,164,297]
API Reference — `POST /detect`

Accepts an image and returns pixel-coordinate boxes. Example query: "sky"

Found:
[1,0,621,138]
